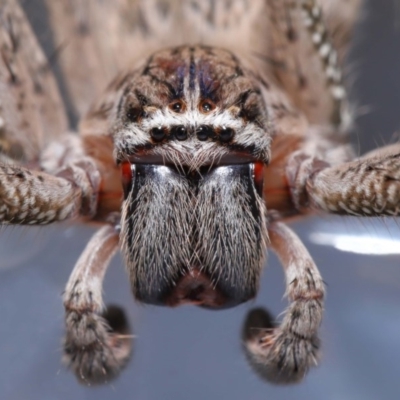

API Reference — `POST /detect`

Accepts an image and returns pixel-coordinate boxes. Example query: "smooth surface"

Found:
[1,1,400,399]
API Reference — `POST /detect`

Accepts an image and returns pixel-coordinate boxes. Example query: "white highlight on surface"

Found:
[310,232,400,255]
[306,216,400,256]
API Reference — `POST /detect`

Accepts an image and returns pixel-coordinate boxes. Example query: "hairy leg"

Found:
[243,221,324,384]
[0,135,101,225]
[288,143,400,216]
[63,224,132,385]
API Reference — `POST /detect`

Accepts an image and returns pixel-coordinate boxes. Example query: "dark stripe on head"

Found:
[233,89,264,127]
[117,83,134,117]
[189,47,196,91]
[135,89,150,106]
[147,73,181,100]
[235,89,254,107]
[175,64,186,98]
[198,61,220,103]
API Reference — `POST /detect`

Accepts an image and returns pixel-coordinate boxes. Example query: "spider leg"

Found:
[243,221,324,384]
[63,224,132,385]
[0,155,100,225]
[288,143,400,217]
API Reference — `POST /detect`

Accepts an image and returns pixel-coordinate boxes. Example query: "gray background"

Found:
[1,0,400,399]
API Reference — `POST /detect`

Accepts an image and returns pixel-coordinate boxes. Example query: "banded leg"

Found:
[63,224,132,385]
[288,143,400,216]
[243,222,324,384]
[0,157,100,225]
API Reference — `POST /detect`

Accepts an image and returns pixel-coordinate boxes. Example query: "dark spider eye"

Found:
[126,106,143,122]
[169,100,185,113]
[171,125,187,141]
[200,100,215,113]
[219,126,235,142]
[151,127,166,142]
[196,125,214,141]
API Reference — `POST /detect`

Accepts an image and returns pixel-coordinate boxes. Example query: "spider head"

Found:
[113,45,271,168]
[111,45,271,308]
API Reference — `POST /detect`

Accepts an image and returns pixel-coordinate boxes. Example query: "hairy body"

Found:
[1,0,398,386]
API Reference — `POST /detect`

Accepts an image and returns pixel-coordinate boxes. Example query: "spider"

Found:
[0,0,399,389]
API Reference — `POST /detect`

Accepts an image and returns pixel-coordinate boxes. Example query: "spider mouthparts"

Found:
[122,162,266,309]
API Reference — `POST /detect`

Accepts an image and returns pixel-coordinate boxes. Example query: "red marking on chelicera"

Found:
[121,162,132,188]
[254,162,264,190]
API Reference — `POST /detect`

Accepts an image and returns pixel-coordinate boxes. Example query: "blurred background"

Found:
[1,0,400,399]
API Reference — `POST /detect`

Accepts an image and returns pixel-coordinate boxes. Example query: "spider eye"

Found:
[200,100,215,113]
[219,126,235,142]
[171,125,188,141]
[151,127,167,142]
[126,106,143,122]
[196,125,214,141]
[169,100,185,113]
[121,162,134,199]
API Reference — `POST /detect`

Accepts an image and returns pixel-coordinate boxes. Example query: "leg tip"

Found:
[63,304,133,385]
[242,307,320,384]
